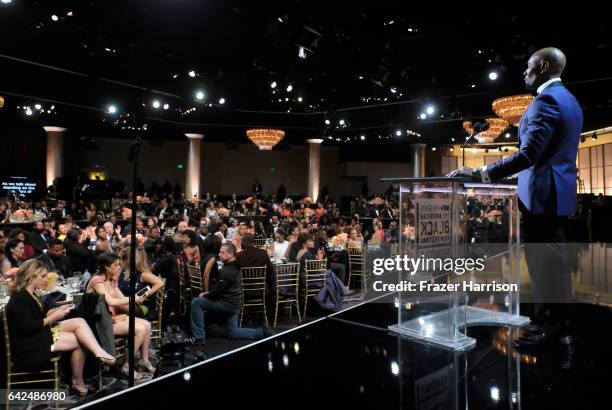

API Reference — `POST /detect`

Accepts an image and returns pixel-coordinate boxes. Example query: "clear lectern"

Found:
[382,177,529,351]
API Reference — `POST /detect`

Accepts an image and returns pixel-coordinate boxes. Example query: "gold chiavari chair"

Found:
[3,309,60,409]
[348,247,367,292]
[240,266,268,327]
[186,263,203,297]
[302,259,327,319]
[254,238,267,249]
[177,259,189,315]
[273,263,301,328]
[150,279,166,348]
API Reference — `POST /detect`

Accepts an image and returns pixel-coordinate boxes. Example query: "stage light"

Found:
[188,70,196,78]
[490,386,500,402]
[450,147,454,152]
[298,46,305,59]
[35,104,42,110]
[67,11,73,16]
[419,113,427,120]
[163,103,169,110]
[451,137,455,142]
[358,76,364,80]
[183,372,191,382]
[339,119,345,126]
[426,105,435,115]
[360,135,366,141]
[1,0,13,4]
[286,84,293,92]
[271,81,277,88]
[395,130,402,137]
[297,97,303,102]
[107,105,117,114]
[505,132,511,138]
[489,71,498,80]
[324,119,331,125]
[282,354,289,367]
[390,87,397,94]
[431,147,437,151]
[390,361,399,376]
[195,91,205,100]
[25,108,33,116]
[152,100,161,109]
[285,97,289,101]
[51,15,59,21]
[219,98,226,105]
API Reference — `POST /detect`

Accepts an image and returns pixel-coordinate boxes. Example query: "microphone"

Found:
[462,121,490,166]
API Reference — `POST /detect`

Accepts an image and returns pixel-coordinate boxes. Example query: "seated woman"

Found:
[94,225,113,255]
[86,253,153,380]
[183,230,201,264]
[8,228,35,261]
[6,259,115,396]
[199,235,222,292]
[296,233,325,275]
[254,221,267,240]
[347,228,364,249]
[5,238,24,270]
[269,229,289,260]
[118,246,164,319]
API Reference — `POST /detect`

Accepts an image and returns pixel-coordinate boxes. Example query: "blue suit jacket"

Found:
[487,82,583,216]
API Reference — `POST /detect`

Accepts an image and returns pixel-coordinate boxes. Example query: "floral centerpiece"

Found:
[329,233,348,251]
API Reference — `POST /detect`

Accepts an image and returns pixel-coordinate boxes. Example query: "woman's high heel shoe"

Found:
[121,365,143,380]
[137,359,156,374]
[97,356,116,366]
[70,383,89,397]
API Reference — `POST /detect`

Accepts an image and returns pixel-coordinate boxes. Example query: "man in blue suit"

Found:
[451,47,583,350]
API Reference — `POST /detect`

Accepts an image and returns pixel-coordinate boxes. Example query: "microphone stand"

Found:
[462,129,478,167]
[127,135,142,387]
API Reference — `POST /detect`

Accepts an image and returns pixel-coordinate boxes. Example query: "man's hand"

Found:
[446,166,475,177]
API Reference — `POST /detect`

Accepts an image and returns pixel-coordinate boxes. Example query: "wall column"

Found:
[185,133,204,200]
[307,139,323,202]
[43,126,66,187]
[410,143,426,177]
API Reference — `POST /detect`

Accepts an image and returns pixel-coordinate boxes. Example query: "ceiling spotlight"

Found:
[419,113,427,120]
[195,91,205,100]
[1,0,13,4]
[431,147,437,151]
[358,76,364,80]
[471,84,476,88]
[426,105,435,115]
[34,104,42,110]
[488,71,498,81]
[152,100,161,109]
[188,70,196,78]
[25,108,33,116]
[360,135,366,141]
[395,130,402,137]
[592,133,598,141]
[163,103,170,110]
[286,84,293,92]
[505,132,511,138]
[219,98,226,105]
[325,119,331,125]
[485,149,489,153]
[451,137,455,142]
[67,11,73,16]
[107,105,117,114]
[271,81,277,89]
[285,97,289,101]
[339,119,345,126]
[298,46,306,59]
[450,147,454,152]
[51,14,59,21]
[390,87,397,94]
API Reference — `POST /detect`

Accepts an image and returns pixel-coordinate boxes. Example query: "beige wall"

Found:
[80,139,411,199]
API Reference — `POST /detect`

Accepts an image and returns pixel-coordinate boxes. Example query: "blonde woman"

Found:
[118,246,164,319]
[86,253,153,380]
[6,259,115,396]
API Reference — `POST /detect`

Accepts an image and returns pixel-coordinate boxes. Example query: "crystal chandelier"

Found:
[492,94,533,126]
[463,117,509,143]
[246,128,285,150]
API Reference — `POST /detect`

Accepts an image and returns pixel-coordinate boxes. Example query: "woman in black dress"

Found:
[5,259,115,396]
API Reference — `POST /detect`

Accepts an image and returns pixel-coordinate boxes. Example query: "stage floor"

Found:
[75,295,612,410]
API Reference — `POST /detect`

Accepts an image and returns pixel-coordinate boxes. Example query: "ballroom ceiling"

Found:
[0,0,610,147]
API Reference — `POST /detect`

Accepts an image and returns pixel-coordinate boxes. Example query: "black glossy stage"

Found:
[74,295,612,410]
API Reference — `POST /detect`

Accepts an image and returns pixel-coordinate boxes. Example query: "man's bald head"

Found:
[524,47,567,89]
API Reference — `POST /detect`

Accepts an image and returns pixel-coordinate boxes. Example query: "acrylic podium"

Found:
[382,177,529,351]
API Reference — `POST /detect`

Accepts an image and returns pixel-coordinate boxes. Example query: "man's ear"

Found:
[541,61,550,75]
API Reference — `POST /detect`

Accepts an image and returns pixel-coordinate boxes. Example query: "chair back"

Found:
[254,238,267,249]
[240,266,267,300]
[304,258,327,294]
[186,263,202,294]
[274,263,299,297]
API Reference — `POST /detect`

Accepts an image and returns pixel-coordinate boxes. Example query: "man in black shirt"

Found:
[190,243,272,345]
[46,239,73,278]
[30,220,50,255]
